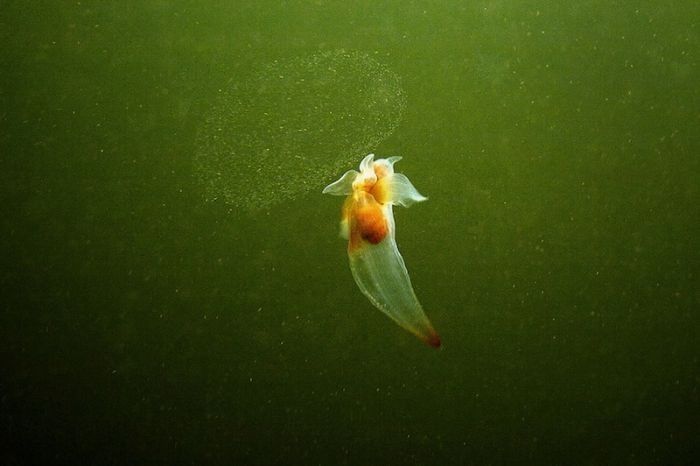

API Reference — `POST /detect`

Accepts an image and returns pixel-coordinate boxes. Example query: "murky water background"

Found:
[1,1,698,464]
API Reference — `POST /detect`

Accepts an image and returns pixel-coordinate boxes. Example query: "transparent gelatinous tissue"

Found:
[194,49,406,210]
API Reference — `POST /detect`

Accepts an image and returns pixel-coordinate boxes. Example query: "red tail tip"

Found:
[426,333,441,349]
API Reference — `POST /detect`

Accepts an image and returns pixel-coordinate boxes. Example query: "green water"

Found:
[1,1,698,464]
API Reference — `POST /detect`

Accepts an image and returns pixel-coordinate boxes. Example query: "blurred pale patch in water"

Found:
[195,49,406,210]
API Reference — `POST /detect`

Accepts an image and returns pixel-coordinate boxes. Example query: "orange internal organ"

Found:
[349,192,388,249]
[357,203,387,244]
